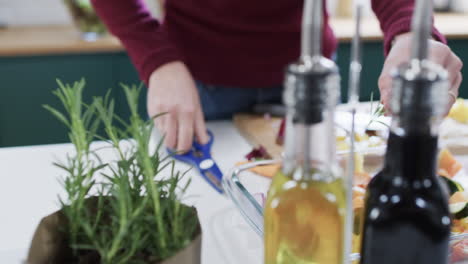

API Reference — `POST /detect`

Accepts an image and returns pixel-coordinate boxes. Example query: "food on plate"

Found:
[354,171,371,188]
[451,238,468,263]
[439,148,463,178]
[448,99,468,124]
[439,100,468,154]
[335,128,385,153]
[441,176,464,196]
[244,127,380,178]
[239,161,281,178]
[244,146,467,234]
[275,117,387,150]
[351,148,468,259]
[452,218,468,234]
[336,139,350,152]
[240,150,367,180]
[235,160,280,178]
[235,146,278,177]
[238,144,467,260]
[352,186,365,210]
[245,146,272,161]
[450,191,468,220]
[239,146,279,177]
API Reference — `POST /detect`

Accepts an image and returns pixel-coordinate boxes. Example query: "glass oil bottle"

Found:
[264,1,349,263]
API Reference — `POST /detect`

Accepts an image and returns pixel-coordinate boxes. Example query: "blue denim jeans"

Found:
[196,81,283,120]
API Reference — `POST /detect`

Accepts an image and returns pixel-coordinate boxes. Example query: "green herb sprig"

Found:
[44,80,198,263]
[366,91,389,129]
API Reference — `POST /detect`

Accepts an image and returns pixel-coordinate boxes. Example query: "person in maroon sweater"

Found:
[91,0,462,152]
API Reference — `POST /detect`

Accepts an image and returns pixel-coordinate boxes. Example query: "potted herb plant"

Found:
[26,79,201,264]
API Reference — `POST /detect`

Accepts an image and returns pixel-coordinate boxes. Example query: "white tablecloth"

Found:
[0,121,262,264]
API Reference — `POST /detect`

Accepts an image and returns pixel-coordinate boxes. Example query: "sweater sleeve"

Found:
[371,0,447,56]
[91,0,183,84]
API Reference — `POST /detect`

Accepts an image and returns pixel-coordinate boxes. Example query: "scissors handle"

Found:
[169,130,224,193]
[191,130,215,155]
[172,130,214,162]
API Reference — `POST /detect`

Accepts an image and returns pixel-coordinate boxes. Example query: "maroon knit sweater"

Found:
[91,0,446,87]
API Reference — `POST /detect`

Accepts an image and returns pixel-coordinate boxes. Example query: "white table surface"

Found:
[0,121,263,264]
[3,116,467,264]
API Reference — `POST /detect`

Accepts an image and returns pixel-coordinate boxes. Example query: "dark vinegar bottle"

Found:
[360,0,452,262]
[360,68,452,263]
[360,130,451,264]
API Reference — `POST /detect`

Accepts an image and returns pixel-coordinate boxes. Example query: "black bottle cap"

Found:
[283,57,340,125]
[391,61,449,131]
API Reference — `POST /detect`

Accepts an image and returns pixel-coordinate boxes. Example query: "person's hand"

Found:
[147,61,209,152]
[379,32,463,113]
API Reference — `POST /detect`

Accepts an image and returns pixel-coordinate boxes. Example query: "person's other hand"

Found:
[379,32,463,113]
[147,61,209,152]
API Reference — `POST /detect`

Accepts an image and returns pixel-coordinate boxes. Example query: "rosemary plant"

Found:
[366,91,388,129]
[44,80,198,264]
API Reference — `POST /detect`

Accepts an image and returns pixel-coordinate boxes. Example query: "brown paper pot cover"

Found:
[26,199,202,264]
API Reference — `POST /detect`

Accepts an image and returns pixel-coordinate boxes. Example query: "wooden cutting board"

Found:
[233,112,468,172]
[233,104,383,160]
[233,113,384,175]
[233,114,283,159]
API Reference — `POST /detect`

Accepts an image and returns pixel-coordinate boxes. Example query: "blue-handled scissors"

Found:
[168,130,224,193]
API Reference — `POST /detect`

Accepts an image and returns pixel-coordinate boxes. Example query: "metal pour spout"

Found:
[283,0,340,175]
[344,2,363,262]
[301,0,323,60]
[410,0,433,61]
[348,2,363,106]
[390,0,449,130]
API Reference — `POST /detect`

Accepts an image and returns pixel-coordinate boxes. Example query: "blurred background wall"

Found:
[0,0,162,26]
[0,0,467,147]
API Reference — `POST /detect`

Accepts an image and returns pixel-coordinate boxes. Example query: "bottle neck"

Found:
[282,108,337,180]
[281,56,340,180]
[383,116,440,181]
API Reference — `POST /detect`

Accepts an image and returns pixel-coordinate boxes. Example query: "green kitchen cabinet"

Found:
[337,41,385,102]
[0,52,143,147]
[0,39,467,147]
[337,39,468,102]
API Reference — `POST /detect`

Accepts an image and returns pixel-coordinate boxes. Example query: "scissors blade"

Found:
[198,162,224,193]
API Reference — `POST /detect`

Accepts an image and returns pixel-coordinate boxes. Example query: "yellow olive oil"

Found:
[351,207,364,255]
[270,0,348,260]
[264,169,347,264]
